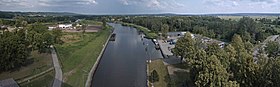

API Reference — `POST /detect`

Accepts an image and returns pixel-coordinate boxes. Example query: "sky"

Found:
[0,0,279,15]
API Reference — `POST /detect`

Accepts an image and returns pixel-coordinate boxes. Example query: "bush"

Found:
[149,70,159,83]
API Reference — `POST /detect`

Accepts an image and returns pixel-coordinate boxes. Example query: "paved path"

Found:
[51,46,63,87]
[158,40,174,56]
[17,67,54,84]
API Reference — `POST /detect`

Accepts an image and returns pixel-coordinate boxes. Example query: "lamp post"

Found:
[145,43,151,63]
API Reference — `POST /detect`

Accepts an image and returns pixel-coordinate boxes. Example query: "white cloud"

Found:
[0,0,98,8]
[250,0,279,3]
[0,0,33,7]
[119,0,184,10]
[77,0,98,5]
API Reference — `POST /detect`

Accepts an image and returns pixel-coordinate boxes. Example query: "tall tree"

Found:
[173,32,195,62]
[52,29,63,44]
[230,34,258,87]
[0,31,28,71]
[195,55,239,87]
[265,41,280,58]
[161,24,169,38]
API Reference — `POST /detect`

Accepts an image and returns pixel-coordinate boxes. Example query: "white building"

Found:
[58,24,72,29]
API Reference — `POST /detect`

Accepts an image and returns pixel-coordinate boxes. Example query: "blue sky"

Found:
[0,0,279,14]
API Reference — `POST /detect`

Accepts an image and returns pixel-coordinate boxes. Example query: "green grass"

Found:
[148,59,170,87]
[20,70,55,87]
[120,22,158,39]
[55,26,111,87]
[81,20,102,25]
[0,51,53,81]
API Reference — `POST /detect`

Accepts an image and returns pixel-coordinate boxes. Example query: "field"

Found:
[0,51,53,82]
[55,26,111,87]
[148,59,170,87]
[218,16,279,20]
[63,25,103,33]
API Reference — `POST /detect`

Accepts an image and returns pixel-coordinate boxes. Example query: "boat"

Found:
[110,33,116,41]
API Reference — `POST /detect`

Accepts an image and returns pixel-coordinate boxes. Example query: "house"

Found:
[58,24,72,29]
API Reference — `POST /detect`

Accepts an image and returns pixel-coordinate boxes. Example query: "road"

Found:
[51,46,63,87]
[91,23,162,87]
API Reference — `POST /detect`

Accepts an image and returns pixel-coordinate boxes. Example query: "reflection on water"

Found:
[91,23,162,87]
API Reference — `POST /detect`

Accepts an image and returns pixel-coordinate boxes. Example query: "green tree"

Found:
[244,41,254,53]
[14,16,28,28]
[206,43,230,69]
[195,55,239,87]
[161,24,169,38]
[82,24,87,36]
[173,32,195,62]
[102,18,106,28]
[265,41,280,58]
[52,29,63,44]
[0,31,28,71]
[225,44,237,72]
[149,70,159,83]
[230,34,258,87]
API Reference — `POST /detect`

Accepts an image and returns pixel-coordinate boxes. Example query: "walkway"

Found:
[51,46,63,87]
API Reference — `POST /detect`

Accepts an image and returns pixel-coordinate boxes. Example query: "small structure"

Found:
[58,24,72,29]
[167,32,186,37]
[109,33,116,41]
[0,78,19,87]
[48,26,57,30]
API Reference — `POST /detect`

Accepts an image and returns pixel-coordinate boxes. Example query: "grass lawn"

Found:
[148,59,170,87]
[55,26,111,87]
[20,70,55,87]
[0,51,53,81]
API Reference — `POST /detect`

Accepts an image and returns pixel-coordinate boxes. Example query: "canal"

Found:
[91,23,163,87]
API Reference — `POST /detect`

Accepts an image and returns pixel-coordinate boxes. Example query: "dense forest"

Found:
[173,32,280,87]
[122,16,280,43]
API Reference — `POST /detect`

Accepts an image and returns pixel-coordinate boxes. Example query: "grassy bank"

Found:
[0,51,53,81]
[120,22,158,39]
[148,59,170,87]
[55,26,111,87]
[20,70,55,87]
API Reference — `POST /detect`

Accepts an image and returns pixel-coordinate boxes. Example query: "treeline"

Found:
[0,22,62,71]
[173,32,280,87]
[122,16,280,43]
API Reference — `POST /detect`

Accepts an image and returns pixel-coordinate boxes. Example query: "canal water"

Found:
[91,23,162,87]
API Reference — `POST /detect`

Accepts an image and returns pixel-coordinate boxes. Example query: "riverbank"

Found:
[119,22,158,39]
[85,29,112,87]
[55,25,111,87]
